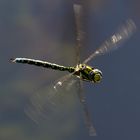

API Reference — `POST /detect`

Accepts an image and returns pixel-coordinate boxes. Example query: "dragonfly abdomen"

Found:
[10,58,75,73]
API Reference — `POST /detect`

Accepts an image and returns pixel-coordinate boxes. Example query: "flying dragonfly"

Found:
[10,4,136,136]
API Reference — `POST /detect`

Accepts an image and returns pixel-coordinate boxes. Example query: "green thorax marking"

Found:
[74,64,94,81]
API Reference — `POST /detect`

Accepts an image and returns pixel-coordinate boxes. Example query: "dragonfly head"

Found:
[91,69,102,83]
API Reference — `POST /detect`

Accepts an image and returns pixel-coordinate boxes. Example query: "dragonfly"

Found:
[10,3,136,136]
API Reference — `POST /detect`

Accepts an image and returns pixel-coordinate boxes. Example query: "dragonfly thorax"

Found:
[74,64,102,83]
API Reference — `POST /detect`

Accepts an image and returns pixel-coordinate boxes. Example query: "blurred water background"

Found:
[1,0,140,140]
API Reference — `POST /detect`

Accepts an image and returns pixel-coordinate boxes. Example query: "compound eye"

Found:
[94,73,101,83]
[92,69,102,83]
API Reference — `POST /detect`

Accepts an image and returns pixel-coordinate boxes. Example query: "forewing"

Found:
[83,19,136,64]
[73,4,84,64]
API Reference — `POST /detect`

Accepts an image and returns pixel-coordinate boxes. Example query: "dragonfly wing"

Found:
[73,4,84,64]
[83,19,136,64]
[76,79,97,136]
[74,4,97,136]
[24,84,60,123]
[25,74,77,123]
[54,73,74,90]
